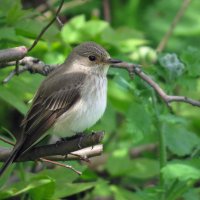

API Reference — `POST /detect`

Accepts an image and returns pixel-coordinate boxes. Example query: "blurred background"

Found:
[0,0,200,199]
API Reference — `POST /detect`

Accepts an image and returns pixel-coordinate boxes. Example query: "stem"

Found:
[158,123,167,200]
[151,90,167,200]
[167,181,191,200]
[18,163,26,182]
[28,0,64,52]
[166,179,179,199]
[156,0,192,53]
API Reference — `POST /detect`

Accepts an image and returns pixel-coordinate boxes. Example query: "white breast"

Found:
[54,74,107,137]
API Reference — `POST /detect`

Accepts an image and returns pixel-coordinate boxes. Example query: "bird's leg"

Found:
[77,134,84,149]
[55,136,72,146]
[69,132,86,149]
[56,132,85,148]
[75,132,85,139]
[60,132,85,141]
[91,130,96,135]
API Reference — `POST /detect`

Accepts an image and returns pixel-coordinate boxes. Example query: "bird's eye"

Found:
[88,55,96,61]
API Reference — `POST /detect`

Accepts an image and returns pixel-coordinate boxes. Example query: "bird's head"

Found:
[66,42,121,74]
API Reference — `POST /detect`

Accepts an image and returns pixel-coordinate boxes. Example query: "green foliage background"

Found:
[0,0,200,199]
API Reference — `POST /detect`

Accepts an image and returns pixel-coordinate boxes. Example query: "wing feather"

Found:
[18,72,86,154]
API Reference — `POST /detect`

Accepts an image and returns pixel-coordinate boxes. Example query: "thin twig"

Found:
[0,131,104,162]
[111,62,200,107]
[0,144,103,163]
[68,152,90,162]
[2,64,37,84]
[0,136,14,146]
[15,60,19,75]
[44,1,64,28]
[0,57,39,68]
[129,143,157,158]
[40,158,82,175]
[46,145,103,161]
[0,46,27,64]
[0,62,15,68]
[56,16,64,27]
[2,66,28,84]
[103,0,111,22]
[2,57,58,83]
[28,0,64,52]
[2,56,200,108]
[135,68,200,107]
[156,0,192,53]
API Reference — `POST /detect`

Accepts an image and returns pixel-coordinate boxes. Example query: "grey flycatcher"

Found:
[0,41,121,176]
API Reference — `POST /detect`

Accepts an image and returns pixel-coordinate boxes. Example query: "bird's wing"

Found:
[19,72,86,153]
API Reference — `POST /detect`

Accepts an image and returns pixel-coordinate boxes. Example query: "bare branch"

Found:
[40,158,82,175]
[43,1,64,28]
[156,0,192,53]
[2,57,58,83]
[0,136,14,146]
[103,0,111,22]
[0,0,64,75]
[1,56,200,108]
[111,62,200,107]
[0,46,27,64]
[53,145,103,161]
[129,143,157,158]
[0,131,104,162]
[2,56,200,108]
[28,0,64,52]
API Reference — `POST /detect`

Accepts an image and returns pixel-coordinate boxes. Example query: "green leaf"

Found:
[0,176,55,199]
[180,47,200,76]
[91,179,112,198]
[162,163,200,182]
[183,189,200,200]
[0,69,43,114]
[163,124,200,156]
[125,120,144,144]
[61,15,86,43]
[6,0,24,25]
[129,46,157,64]
[106,151,159,178]
[102,26,144,49]
[15,20,43,39]
[111,185,143,200]
[129,158,159,179]
[118,38,147,53]
[159,114,187,125]
[0,164,15,188]
[0,27,17,41]
[31,167,81,185]
[159,53,185,79]
[105,150,131,176]
[82,20,109,38]
[92,102,116,133]
[0,85,28,114]
[143,0,200,51]
[53,182,96,198]
[28,176,55,200]
[108,80,133,113]
[28,163,87,198]
[126,102,152,134]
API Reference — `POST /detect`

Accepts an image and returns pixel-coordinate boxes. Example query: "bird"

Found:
[0,41,122,176]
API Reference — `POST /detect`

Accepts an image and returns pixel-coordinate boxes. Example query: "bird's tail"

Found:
[0,144,22,177]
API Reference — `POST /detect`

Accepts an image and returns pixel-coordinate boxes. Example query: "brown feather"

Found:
[18,72,86,155]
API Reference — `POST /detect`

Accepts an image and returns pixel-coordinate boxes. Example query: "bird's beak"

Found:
[106,58,122,65]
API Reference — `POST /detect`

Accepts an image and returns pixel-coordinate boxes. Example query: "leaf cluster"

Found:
[0,0,200,199]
